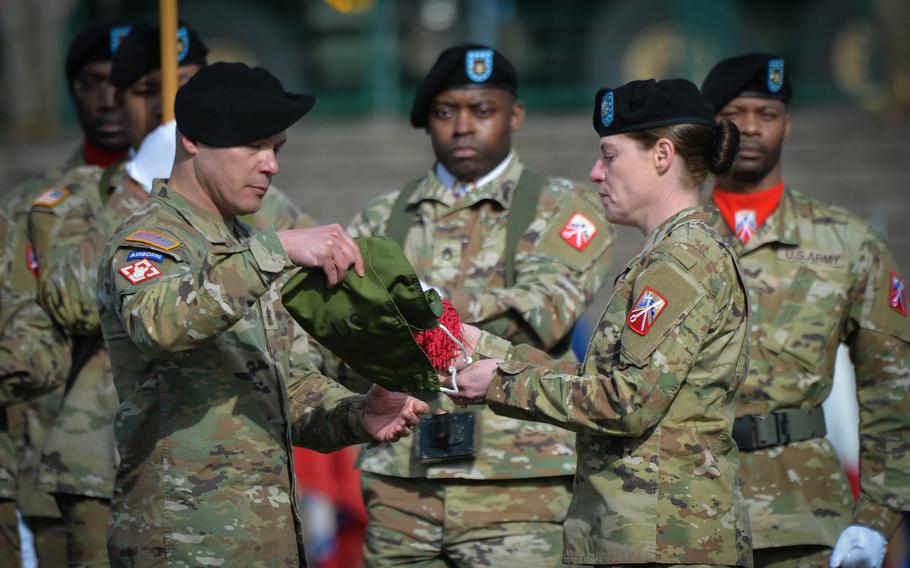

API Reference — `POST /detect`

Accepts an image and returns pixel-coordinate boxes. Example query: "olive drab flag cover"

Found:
[282,236,446,392]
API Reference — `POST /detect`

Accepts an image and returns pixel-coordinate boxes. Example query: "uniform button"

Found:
[441,248,453,260]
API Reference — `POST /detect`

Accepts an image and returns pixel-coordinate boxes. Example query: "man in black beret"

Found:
[111,21,208,152]
[703,54,910,568]
[348,44,613,566]
[96,61,428,566]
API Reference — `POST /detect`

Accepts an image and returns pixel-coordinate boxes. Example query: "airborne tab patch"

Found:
[118,259,162,285]
[32,189,69,208]
[560,212,599,252]
[127,250,164,263]
[627,287,667,335]
[890,272,907,316]
[125,230,179,251]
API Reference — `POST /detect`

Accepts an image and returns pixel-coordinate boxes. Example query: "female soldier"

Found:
[444,78,753,567]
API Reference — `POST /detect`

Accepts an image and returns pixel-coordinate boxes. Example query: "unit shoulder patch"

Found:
[890,271,907,316]
[560,212,599,252]
[626,287,667,335]
[118,258,162,285]
[31,188,69,208]
[125,230,180,251]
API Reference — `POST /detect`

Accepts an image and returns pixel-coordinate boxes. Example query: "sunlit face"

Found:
[716,96,790,187]
[589,133,658,228]
[427,87,524,182]
[119,64,203,150]
[192,131,286,218]
[70,60,128,151]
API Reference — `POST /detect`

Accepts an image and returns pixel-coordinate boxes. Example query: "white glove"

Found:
[418,279,447,298]
[125,120,177,193]
[830,525,887,568]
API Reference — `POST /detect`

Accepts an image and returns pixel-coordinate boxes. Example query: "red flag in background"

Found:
[294,446,367,568]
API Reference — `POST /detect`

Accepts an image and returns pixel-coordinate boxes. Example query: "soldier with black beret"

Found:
[96,61,428,566]
[703,53,910,568]
[444,77,753,566]
[349,44,613,567]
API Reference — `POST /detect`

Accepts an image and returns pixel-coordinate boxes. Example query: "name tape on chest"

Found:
[31,188,69,208]
[118,258,162,285]
[560,212,599,252]
[125,230,180,251]
[626,287,667,335]
[890,271,907,316]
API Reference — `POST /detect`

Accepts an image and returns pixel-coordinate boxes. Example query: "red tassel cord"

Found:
[414,298,467,373]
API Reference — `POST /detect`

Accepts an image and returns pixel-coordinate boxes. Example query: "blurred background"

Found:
[1,0,909,566]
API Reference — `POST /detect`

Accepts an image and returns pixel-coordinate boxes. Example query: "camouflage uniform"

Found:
[710,188,910,558]
[481,207,753,566]
[27,159,316,565]
[98,180,374,566]
[349,156,613,566]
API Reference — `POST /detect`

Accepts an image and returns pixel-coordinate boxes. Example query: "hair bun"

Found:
[709,119,740,175]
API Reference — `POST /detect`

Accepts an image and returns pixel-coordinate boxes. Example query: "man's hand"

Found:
[440,358,499,406]
[362,384,429,443]
[277,224,365,287]
[830,525,887,568]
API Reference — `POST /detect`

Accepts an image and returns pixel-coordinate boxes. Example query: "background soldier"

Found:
[702,53,910,568]
[348,44,613,566]
[97,61,428,566]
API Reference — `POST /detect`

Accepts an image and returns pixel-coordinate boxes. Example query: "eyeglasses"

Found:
[71,76,113,92]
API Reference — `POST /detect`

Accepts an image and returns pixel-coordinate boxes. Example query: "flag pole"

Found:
[159,0,178,122]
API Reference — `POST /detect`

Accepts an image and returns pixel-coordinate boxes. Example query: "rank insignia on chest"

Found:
[125,230,179,251]
[734,209,756,244]
[627,287,667,335]
[560,212,599,252]
[890,271,907,316]
[31,188,69,208]
[118,258,162,285]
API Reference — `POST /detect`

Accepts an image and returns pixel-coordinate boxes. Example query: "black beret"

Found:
[593,78,716,137]
[701,53,792,112]
[110,21,208,88]
[175,62,316,147]
[65,20,132,82]
[410,44,518,128]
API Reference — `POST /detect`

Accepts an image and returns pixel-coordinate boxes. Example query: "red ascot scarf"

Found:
[712,181,785,244]
[83,141,129,168]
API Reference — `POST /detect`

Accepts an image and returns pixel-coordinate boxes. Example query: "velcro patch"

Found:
[559,212,599,252]
[125,230,179,251]
[890,271,907,316]
[31,189,69,208]
[118,259,162,285]
[626,287,667,335]
[127,250,164,263]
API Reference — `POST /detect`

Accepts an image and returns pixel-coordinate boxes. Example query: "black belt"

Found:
[733,407,826,451]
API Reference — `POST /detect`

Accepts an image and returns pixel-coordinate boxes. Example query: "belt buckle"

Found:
[752,414,780,449]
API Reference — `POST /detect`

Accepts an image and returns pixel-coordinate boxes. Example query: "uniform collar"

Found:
[150,179,241,244]
[408,152,523,211]
[641,206,712,253]
[712,185,801,253]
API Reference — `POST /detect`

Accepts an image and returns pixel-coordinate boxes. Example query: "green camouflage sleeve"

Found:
[843,227,910,536]
[111,228,291,357]
[0,211,70,406]
[446,186,613,349]
[28,170,108,335]
[486,254,714,436]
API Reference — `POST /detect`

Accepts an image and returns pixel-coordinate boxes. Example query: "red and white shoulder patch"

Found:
[25,243,39,277]
[626,287,667,335]
[32,188,69,208]
[118,258,161,285]
[560,212,599,252]
[890,271,907,316]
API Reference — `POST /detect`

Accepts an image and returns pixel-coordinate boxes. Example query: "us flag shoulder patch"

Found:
[125,230,179,251]
[890,271,907,316]
[32,188,69,208]
[627,287,667,335]
[118,258,162,285]
[560,212,599,252]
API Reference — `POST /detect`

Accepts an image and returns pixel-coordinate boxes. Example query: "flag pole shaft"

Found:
[159,0,178,122]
